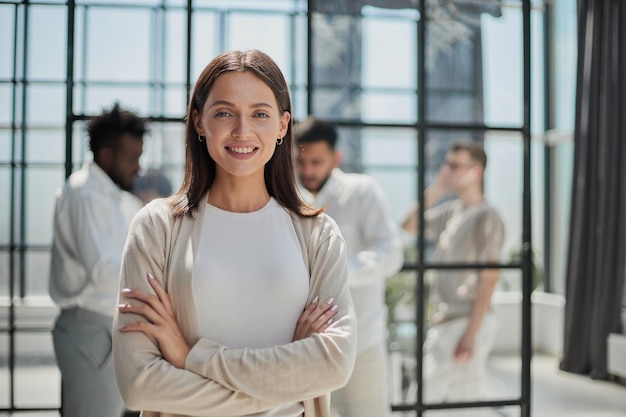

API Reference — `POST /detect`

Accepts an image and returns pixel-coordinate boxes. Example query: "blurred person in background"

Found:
[49,102,147,417]
[294,117,404,417]
[132,167,173,204]
[402,140,505,409]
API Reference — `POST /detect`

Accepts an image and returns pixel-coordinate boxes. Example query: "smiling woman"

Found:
[112,49,357,417]
[192,71,290,190]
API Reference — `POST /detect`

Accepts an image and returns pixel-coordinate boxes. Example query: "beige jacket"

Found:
[112,197,357,417]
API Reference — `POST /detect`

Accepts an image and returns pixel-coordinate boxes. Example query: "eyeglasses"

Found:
[445,160,476,171]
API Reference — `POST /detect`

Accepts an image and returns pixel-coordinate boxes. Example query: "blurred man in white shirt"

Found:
[294,117,403,417]
[49,103,147,417]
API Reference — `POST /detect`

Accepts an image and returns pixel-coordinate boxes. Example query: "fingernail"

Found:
[331,304,338,311]
[312,296,319,304]
[325,297,334,304]
[147,273,155,280]
[327,318,333,324]
[121,288,131,294]
[117,304,127,310]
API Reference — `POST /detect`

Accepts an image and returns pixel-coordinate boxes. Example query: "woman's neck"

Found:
[207,175,270,213]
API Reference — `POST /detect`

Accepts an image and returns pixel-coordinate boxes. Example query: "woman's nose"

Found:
[232,116,252,138]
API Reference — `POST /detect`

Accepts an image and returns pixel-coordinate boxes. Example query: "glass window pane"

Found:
[228,13,291,81]
[0,253,9,301]
[310,13,362,118]
[551,141,574,295]
[195,0,301,11]
[24,251,52,296]
[312,88,361,120]
[12,332,61,408]
[0,84,13,125]
[164,9,188,84]
[366,168,416,226]
[531,140,545,289]
[78,0,168,4]
[26,167,65,245]
[0,333,8,407]
[387,273,418,406]
[485,133,523,264]
[28,6,67,80]
[0,5,15,79]
[83,86,150,115]
[27,84,66,126]
[0,129,12,164]
[85,8,151,82]
[417,131,521,265]
[0,167,12,245]
[74,5,86,81]
[26,129,65,164]
[361,92,417,124]
[425,13,481,124]
[191,11,217,81]
[140,122,186,192]
[426,93,479,124]
[70,122,91,166]
[362,16,416,89]
[554,0,577,131]
[422,269,522,404]
[362,128,416,167]
[293,13,308,86]
[291,88,307,121]
[425,130,481,184]
[531,10,545,135]
[481,7,523,127]
[161,86,187,118]
[11,83,24,127]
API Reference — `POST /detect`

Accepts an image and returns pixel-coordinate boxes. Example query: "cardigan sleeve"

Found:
[184,215,357,404]
[113,203,277,416]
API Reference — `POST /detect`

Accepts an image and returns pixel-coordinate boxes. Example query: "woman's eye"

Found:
[215,111,231,118]
[255,112,270,118]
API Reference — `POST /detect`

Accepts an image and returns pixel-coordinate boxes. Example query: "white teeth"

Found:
[229,146,254,154]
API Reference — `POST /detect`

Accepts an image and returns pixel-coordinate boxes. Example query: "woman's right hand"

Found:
[292,296,338,341]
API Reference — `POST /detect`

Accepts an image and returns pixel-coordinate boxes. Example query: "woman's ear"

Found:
[191,109,203,135]
[278,111,291,138]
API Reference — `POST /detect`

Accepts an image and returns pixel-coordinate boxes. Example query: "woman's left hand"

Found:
[118,273,190,369]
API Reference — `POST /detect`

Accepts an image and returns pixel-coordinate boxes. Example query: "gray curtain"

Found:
[560,0,626,380]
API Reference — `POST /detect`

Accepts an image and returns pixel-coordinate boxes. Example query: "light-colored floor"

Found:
[491,353,626,417]
[1,353,625,416]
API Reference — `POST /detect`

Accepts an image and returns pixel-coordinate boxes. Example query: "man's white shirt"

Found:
[49,162,143,317]
[300,168,403,351]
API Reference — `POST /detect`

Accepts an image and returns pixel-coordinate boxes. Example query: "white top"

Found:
[302,168,403,351]
[113,196,356,417]
[49,162,143,317]
[192,197,309,417]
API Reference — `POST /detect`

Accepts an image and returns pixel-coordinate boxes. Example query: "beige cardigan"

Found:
[112,197,357,417]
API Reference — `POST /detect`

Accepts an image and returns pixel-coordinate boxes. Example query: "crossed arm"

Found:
[112,206,356,416]
[118,274,340,369]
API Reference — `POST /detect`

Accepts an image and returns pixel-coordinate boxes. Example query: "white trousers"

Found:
[423,314,505,411]
[424,314,497,402]
[331,341,389,417]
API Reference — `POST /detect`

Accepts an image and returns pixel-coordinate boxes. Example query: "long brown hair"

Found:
[170,49,321,217]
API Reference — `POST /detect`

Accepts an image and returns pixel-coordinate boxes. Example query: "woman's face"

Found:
[193,71,290,181]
